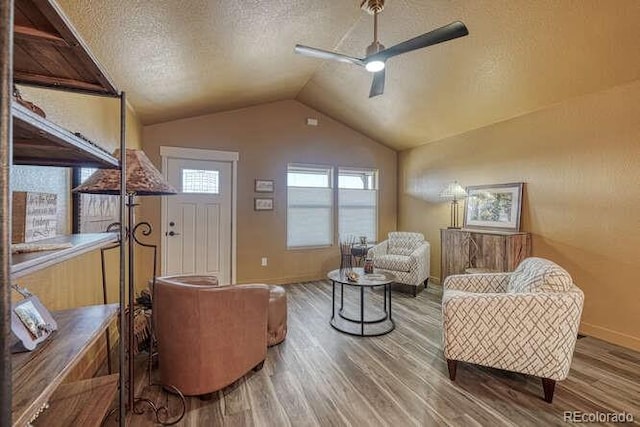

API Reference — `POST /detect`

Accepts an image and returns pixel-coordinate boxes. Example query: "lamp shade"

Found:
[73,149,177,195]
[439,181,467,201]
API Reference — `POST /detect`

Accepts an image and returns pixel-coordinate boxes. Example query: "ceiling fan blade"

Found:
[367,21,469,62]
[369,69,385,98]
[294,44,364,67]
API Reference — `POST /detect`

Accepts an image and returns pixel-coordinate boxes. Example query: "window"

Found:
[287,164,333,248]
[338,168,378,242]
[80,167,97,182]
[182,169,219,194]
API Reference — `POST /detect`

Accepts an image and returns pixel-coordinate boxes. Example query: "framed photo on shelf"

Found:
[11,296,57,352]
[463,182,524,232]
[254,179,274,193]
[254,198,274,211]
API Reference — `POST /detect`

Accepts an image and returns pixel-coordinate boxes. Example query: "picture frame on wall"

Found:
[255,179,274,193]
[463,182,524,232]
[254,198,274,211]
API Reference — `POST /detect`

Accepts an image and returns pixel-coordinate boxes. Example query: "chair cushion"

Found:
[508,257,573,293]
[388,232,424,256]
[374,254,414,273]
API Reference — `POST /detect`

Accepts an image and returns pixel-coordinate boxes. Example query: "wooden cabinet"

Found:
[1,0,126,425]
[440,229,531,283]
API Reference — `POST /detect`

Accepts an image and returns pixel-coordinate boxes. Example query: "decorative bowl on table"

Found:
[345,271,360,282]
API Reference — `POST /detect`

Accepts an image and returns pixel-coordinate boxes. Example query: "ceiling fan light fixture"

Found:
[365,60,385,72]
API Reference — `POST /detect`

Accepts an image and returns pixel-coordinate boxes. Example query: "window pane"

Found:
[80,168,97,183]
[287,187,333,247]
[287,172,329,188]
[338,169,377,190]
[182,169,219,193]
[339,188,377,242]
[287,164,333,248]
[338,167,378,242]
[338,175,365,189]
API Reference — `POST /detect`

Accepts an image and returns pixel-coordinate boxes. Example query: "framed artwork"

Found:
[255,179,274,193]
[463,183,524,232]
[11,295,57,351]
[72,168,119,233]
[254,198,274,211]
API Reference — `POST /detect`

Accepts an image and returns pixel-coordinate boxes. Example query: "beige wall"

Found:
[398,80,640,351]
[142,100,397,284]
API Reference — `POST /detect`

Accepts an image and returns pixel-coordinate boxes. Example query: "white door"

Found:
[164,157,232,284]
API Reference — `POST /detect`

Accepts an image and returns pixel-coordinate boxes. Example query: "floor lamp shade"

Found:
[440,181,468,229]
[73,149,177,195]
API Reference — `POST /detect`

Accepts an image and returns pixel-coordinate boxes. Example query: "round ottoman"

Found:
[267,285,287,346]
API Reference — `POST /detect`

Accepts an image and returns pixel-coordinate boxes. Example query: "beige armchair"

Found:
[368,231,430,296]
[442,257,584,402]
[154,277,269,397]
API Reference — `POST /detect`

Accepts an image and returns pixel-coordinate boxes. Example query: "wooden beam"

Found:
[13,70,109,94]
[14,24,67,46]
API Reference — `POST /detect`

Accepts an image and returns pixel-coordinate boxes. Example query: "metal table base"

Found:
[330,281,395,337]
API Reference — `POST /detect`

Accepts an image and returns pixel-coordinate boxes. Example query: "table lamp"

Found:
[439,181,468,229]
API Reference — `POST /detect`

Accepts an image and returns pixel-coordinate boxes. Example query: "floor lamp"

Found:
[74,149,185,425]
[440,181,468,229]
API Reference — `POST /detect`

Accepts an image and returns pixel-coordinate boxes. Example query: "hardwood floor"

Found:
[125,281,640,426]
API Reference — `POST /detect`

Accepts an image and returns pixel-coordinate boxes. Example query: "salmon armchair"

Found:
[154,278,270,397]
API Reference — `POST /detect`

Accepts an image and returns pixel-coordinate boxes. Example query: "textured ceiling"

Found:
[56,0,640,150]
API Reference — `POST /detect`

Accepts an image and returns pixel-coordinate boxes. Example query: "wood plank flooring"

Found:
[125,281,640,426]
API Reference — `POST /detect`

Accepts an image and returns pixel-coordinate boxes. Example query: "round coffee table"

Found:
[327,268,396,337]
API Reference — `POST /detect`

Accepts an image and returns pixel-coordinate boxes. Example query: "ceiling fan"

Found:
[294,0,469,98]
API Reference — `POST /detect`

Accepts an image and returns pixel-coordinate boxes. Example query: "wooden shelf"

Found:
[13,0,118,96]
[33,374,118,427]
[12,102,119,168]
[12,304,119,426]
[12,233,118,279]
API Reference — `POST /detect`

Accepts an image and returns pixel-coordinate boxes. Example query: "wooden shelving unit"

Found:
[1,0,127,426]
[11,305,119,426]
[12,102,119,168]
[33,374,119,426]
[13,0,118,96]
[11,233,118,279]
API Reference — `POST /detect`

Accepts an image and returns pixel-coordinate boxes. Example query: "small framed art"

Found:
[255,179,274,193]
[463,182,524,232]
[254,198,274,211]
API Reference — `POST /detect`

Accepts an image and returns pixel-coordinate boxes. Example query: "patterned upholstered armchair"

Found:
[368,232,430,296]
[442,257,584,402]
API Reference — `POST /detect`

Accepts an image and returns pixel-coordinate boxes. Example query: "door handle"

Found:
[166,231,181,237]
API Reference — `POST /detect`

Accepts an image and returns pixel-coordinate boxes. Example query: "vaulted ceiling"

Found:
[56,0,640,150]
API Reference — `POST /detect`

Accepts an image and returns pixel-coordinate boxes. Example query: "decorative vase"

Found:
[364,257,374,274]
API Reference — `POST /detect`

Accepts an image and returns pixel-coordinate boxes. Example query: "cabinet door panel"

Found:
[440,229,532,284]
[506,234,531,270]
[440,229,469,282]
[472,233,506,271]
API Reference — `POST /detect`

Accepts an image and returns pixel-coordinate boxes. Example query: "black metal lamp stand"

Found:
[101,194,185,425]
